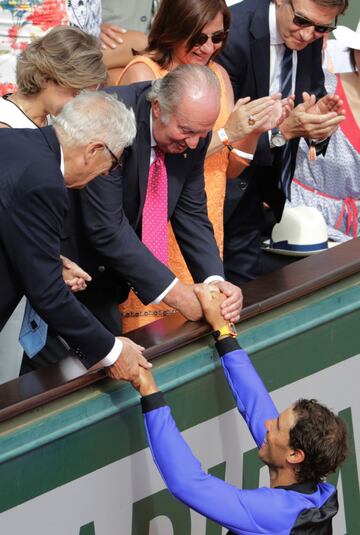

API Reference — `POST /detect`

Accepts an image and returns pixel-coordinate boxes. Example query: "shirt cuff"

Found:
[141,391,166,412]
[215,337,241,356]
[204,275,225,284]
[152,277,179,304]
[99,338,123,367]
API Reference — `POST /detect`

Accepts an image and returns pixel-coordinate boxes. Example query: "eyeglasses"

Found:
[289,0,337,34]
[104,144,123,172]
[192,29,229,48]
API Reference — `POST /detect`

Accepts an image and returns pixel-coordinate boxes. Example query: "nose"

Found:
[199,37,216,54]
[299,26,316,42]
[185,134,201,149]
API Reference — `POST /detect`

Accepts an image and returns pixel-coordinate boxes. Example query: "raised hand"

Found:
[279,92,345,141]
[131,367,159,397]
[225,95,279,140]
[194,284,225,331]
[210,281,243,324]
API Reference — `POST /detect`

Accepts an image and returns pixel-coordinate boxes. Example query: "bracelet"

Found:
[217,128,254,166]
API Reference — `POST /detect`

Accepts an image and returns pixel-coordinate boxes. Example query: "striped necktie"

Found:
[280,46,293,199]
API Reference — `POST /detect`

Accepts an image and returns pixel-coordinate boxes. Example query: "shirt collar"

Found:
[60,145,65,176]
[269,1,284,45]
[149,110,156,148]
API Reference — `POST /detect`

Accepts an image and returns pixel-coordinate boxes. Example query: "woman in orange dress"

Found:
[117,0,281,332]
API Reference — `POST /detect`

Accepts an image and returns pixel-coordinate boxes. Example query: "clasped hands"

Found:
[130,284,226,397]
[105,283,238,387]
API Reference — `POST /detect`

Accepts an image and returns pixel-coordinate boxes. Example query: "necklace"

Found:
[6,94,48,127]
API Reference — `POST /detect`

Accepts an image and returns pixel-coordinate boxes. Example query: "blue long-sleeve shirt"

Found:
[141,338,338,534]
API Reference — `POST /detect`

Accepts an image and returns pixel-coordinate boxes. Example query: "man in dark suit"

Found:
[216,0,347,284]
[0,91,151,384]
[69,65,243,334]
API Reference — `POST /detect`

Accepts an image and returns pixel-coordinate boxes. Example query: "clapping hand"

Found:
[279,91,345,141]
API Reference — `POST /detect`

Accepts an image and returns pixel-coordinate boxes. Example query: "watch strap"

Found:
[213,324,237,340]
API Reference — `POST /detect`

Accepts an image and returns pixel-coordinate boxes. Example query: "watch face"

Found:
[272,133,286,147]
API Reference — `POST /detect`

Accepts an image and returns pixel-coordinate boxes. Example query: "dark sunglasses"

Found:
[192,29,229,48]
[289,0,337,34]
[104,144,123,172]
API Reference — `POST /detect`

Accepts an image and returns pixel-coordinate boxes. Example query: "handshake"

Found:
[105,284,229,393]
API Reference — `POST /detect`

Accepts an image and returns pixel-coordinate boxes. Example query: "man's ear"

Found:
[152,99,161,119]
[287,448,305,466]
[84,141,105,162]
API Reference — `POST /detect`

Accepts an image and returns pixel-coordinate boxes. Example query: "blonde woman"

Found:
[0,25,107,128]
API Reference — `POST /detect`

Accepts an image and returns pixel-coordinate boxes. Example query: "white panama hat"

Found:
[333,20,360,51]
[263,206,337,257]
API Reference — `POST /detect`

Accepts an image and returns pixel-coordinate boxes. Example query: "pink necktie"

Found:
[142,146,168,265]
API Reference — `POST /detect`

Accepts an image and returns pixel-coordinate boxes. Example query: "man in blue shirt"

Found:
[133,285,348,534]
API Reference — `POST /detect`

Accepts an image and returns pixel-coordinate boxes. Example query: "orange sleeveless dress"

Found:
[118,56,231,332]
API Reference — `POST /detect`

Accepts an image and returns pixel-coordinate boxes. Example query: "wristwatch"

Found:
[270,127,286,148]
[213,324,237,341]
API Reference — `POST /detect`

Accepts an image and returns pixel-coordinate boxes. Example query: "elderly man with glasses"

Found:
[216,0,348,286]
[0,91,152,384]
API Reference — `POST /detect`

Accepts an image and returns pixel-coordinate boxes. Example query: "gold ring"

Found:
[248,114,256,126]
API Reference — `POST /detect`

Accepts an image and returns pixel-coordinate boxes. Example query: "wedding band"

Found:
[248,115,256,126]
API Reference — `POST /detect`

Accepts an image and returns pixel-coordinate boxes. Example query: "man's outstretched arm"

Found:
[196,285,278,448]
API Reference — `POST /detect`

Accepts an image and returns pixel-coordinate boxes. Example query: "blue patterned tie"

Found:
[280,46,293,198]
[19,301,48,358]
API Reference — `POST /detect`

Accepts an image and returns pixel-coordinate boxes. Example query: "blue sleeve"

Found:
[144,404,265,533]
[216,338,278,448]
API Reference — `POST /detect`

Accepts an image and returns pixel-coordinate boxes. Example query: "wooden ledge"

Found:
[0,238,359,423]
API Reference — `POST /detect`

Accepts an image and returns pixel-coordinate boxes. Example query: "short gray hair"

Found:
[52,90,136,153]
[147,64,220,121]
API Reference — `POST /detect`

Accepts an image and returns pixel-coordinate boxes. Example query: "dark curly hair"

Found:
[290,399,348,484]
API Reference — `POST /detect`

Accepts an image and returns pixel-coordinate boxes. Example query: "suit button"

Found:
[239,180,247,191]
[98,265,106,273]
[74,347,85,359]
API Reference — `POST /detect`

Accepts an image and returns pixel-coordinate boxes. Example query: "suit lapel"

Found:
[135,98,152,228]
[250,6,271,97]
[39,126,61,165]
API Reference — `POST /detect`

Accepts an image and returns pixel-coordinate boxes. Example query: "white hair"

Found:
[52,90,136,153]
[147,64,220,123]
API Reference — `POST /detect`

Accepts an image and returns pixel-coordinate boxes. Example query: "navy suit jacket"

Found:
[71,82,224,305]
[216,0,326,218]
[0,127,115,368]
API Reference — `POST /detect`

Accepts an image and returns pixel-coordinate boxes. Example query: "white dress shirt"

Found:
[269,1,297,97]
